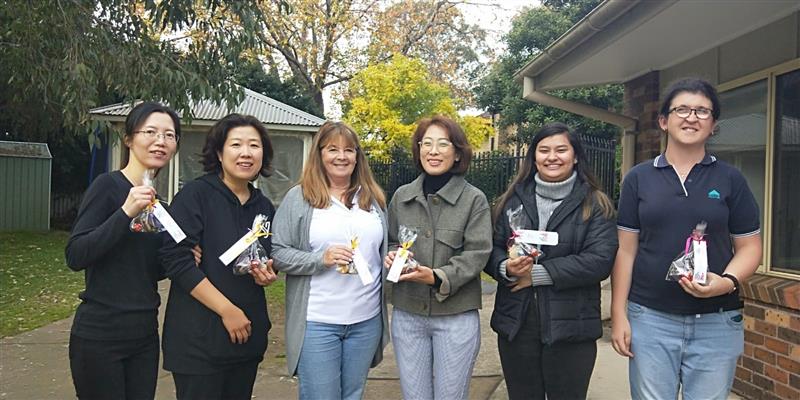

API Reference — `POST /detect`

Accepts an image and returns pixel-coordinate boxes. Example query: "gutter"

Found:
[512,0,661,131]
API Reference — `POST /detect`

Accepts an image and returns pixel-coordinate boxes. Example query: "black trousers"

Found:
[172,360,260,400]
[498,302,597,400]
[69,333,159,400]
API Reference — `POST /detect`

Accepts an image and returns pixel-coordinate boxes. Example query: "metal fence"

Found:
[369,134,617,205]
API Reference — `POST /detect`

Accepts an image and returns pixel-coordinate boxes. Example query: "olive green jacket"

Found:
[387,174,493,315]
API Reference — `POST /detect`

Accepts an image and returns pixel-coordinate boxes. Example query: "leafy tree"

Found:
[367,0,489,103]
[1,0,264,136]
[473,0,623,145]
[254,0,489,113]
[342,55,490,160]
[233,58,324,117]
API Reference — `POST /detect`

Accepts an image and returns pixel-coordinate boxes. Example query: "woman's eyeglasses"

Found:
[669,106,713,120]
[135,129,179,143]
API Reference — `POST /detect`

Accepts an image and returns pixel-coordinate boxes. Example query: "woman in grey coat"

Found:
[272,121,389,400]
[383,115,493,400]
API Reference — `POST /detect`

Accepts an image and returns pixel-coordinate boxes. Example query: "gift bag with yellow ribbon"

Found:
[232,214,272,275]
[130,170,166,233]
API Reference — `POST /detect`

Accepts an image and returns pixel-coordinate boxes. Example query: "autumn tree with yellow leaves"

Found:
[343,55,492,161]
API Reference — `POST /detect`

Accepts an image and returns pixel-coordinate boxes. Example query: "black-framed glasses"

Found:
[418,139,453,152]
[135,129,179,143]
[669,106,713,120]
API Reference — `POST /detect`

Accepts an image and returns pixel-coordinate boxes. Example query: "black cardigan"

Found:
[65,171,165,340]
[485,178,617,344]
[160,173,275,374]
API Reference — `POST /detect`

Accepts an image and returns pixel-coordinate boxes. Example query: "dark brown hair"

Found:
[200,113,273,179]
[493,122,615,223]
[300,121,386,210]
[121,101,181,172]
[411,115,472,175]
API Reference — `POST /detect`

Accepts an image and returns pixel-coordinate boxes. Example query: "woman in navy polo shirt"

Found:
[611,77,762,400]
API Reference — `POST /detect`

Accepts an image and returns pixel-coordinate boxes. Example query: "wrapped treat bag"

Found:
[129,170,186,243]
[387,225,419,282]
[219,214,272,275]
[506,205,543,261]
[666,221,708,284]
[130,170,165,233]
[337,233,360,274]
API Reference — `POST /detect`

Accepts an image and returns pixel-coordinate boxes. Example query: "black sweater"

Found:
[159,173,275,374]
[65,171,164,340]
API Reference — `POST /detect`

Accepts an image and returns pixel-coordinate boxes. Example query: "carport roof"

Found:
[515,0,800,90]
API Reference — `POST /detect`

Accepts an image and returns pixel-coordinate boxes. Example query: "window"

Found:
[711,80,768,222]
[771,69,800,272]
[258,135,304,205]
[178,131,206,190]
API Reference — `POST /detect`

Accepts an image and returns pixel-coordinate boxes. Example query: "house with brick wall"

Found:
[514,1,800,399]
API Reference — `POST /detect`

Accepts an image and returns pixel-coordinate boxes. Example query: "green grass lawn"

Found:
[0,231,287,338]
[0,231,84,337]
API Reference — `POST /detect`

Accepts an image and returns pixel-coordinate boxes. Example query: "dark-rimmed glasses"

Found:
[669,106,713,120]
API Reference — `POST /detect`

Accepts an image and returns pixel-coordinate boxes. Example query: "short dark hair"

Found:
[411,115,472,175]
[122,102,181,168]
[200,113,273,179]
[659,77,721,121]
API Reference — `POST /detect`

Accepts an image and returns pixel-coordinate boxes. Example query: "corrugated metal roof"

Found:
[0,141,52,159]
[90,87,325,127]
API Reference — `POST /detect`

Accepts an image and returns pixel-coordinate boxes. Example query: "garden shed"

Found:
[89,86,325,205]
[0,141,52,231]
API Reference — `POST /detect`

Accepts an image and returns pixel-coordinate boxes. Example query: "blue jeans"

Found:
[297,313,382,400]
[627,301,743,400]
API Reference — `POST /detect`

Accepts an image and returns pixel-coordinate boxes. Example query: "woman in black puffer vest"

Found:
[484,122,617,400]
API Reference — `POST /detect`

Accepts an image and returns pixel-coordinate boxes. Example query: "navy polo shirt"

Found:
[617,153,760,314]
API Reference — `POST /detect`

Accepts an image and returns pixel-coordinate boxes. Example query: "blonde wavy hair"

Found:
[300,121,386,210]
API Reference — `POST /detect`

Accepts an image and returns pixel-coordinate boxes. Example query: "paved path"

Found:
[0,280,737,399]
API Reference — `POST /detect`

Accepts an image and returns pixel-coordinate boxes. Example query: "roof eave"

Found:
[513,0,673,86]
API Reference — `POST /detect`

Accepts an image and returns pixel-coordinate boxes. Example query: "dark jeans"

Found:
[69,333,159,400]
[172,360,260,400]
[498,301,597,400]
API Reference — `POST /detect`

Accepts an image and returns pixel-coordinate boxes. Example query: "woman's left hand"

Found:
[250,259,279,286]
[679,272,734,298]
[398,265,435,285]
[508,272,532,292]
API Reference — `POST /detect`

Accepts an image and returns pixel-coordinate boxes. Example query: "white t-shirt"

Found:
[306,195,383,324]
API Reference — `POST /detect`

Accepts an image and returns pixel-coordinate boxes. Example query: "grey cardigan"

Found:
[271,185,390,376]
[387,174,493,315]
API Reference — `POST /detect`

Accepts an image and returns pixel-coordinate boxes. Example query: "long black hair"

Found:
[493,122,615,223]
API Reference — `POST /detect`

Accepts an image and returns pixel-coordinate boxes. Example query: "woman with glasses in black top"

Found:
[65,102,181,399]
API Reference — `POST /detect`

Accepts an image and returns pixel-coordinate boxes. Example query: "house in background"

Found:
[90,87,325,205]
[515,1,800,399]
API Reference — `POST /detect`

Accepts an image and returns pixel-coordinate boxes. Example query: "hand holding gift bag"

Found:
[129,169,186,243]
[506,205,543,261]
[387,225,419,282]
[666,221,708,284]
[220,214,272,275]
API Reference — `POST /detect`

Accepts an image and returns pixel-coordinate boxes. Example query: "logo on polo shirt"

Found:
[708,189,720,199]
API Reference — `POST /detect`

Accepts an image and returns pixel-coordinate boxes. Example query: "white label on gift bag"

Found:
[692,240,708,284]
[387,247,410,283]
[219,232,253,266]
[352,250,374,285]
[516,230,559,246]
[152,202,186,243]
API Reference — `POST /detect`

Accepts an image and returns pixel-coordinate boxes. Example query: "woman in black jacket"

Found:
[160,114,278,400]
[485,122,617,400]
[65,102,180,399]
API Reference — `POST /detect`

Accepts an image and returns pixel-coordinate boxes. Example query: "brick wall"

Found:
[622,71,662,163]
[735,274,800,400]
